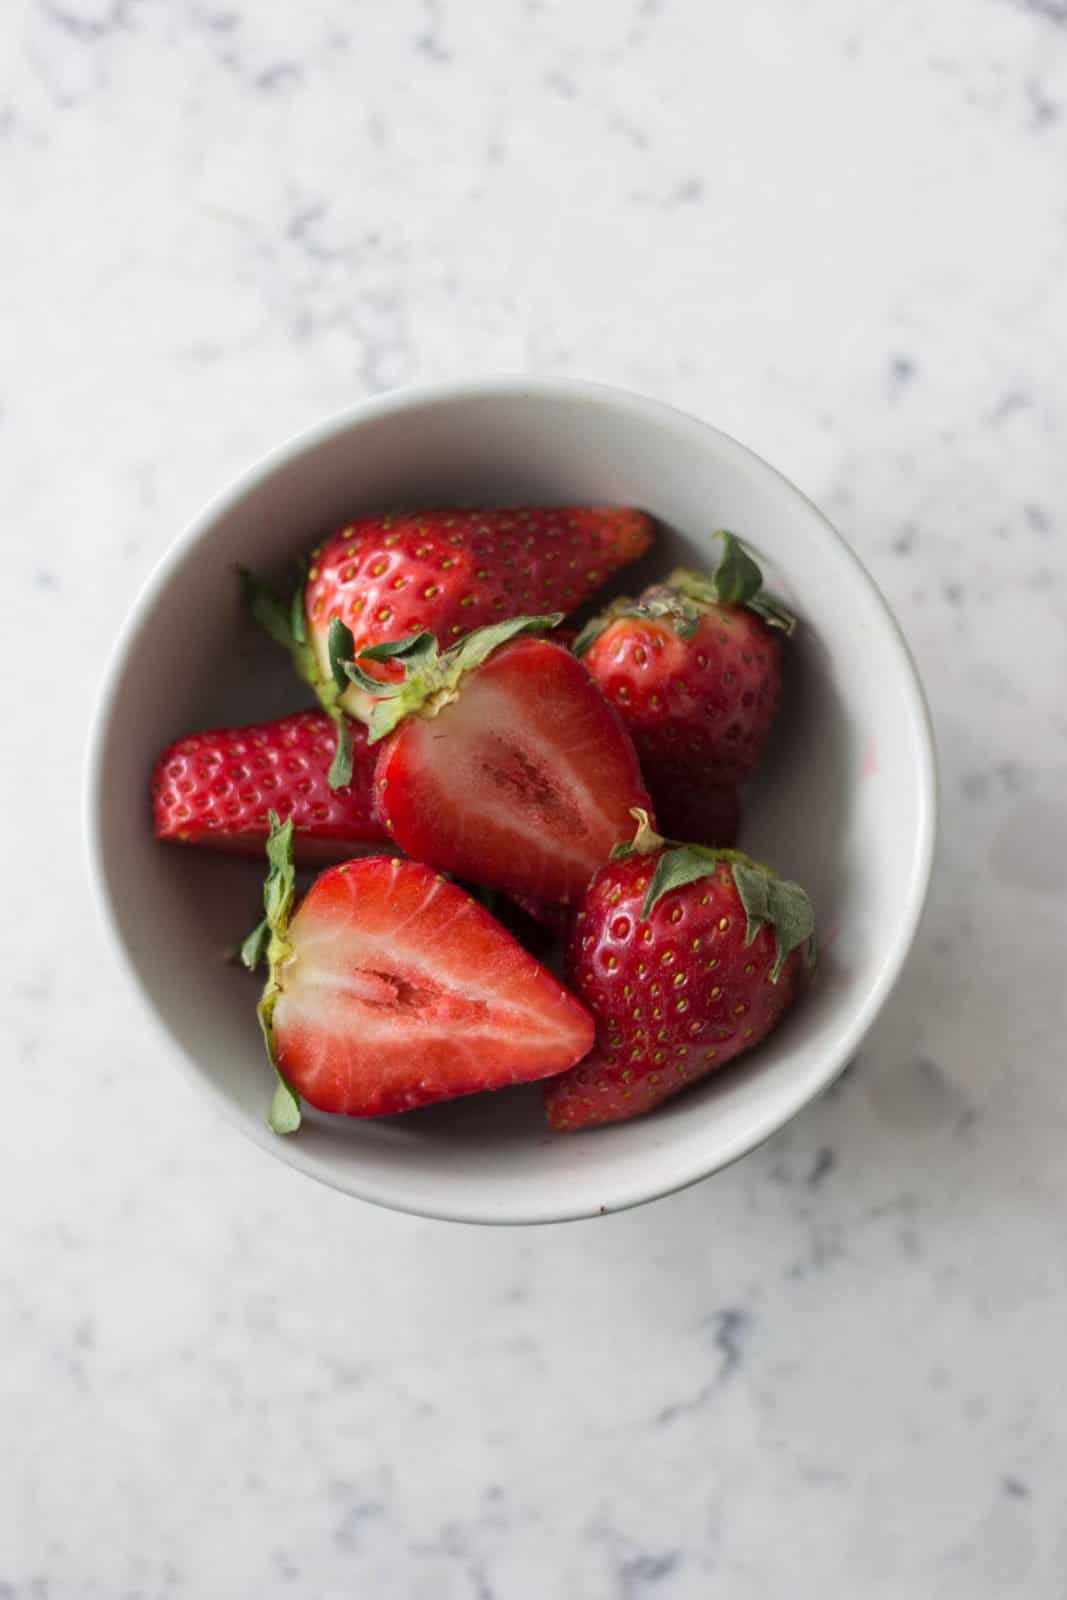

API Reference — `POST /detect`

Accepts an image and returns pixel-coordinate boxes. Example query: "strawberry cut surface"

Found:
[304,506,654,721]
[373,637,653,904]
[271,855,594,1117]
[152,710,385,863]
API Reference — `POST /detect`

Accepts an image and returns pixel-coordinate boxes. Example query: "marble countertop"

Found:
[5,0,1067,1594]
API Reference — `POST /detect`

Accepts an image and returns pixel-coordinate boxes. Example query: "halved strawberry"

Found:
[339,616,654,905]
[245,507,654,737]
[246,818,594,1129]
[151,710,386,864]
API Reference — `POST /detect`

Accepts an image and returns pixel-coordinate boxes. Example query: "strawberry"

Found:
[336,615,653,905]
[574,533,793,835]
[152,710,386,864]
[245,507,654,747]
[544,810,814,1131]
[245,817,594,1130]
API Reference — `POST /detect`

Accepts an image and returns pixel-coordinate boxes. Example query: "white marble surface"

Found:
[4,0,1067,1593]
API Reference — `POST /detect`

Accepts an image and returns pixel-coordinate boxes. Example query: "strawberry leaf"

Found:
[445,613,564,677]
[745,592,797,633]
[640,844,724,918]
[668,534,796,635]
[269,1078,303,1135]
[360,631,440,667]
[239,916,270,971]
[263,813,297,928]
[328,616,356,691]
[255,813,302,1134]
[632,817,815,983]
[340,631,440,704]
[731,863,816,982]
[709,532,764,607]
[328,715,354,790]
[344,659,401,696]
[323,622,370,788]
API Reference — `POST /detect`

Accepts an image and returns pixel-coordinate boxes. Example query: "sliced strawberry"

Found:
[151,710,386,864]
[352,617,654,905]
[249,820,593,1125]
[246,507,654,734]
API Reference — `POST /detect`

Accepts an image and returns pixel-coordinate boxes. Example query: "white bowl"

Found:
[87,378,936,1224]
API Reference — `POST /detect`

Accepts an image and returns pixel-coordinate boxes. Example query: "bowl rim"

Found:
[85,374,938,1224]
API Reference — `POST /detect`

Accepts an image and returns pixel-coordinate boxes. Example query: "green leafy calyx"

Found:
[327,715,354,790]
[668,531,795,634]
[341,613,565,744]
[615,810,815,983]
[328,616,355,691]
[238,917,271,972]
[573,534,793,652]
[252,813,303,1134]
[730,861,816,982]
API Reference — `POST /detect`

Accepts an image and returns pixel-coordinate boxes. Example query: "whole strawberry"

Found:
[574,533,793,838]
[151,710,386,864]
[544,811,814,1131]
[247,506,653,744]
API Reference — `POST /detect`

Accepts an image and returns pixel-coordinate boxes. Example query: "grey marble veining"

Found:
[3,0,1067,1594]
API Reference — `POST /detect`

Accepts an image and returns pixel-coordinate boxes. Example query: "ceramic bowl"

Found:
[87,378,936,1223]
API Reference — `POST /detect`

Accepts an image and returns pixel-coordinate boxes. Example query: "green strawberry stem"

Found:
[615,808,815,982]
[245,813,303,1135]
[340,613,565,745]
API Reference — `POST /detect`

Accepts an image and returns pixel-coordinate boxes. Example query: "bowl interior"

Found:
[90,383,933,1222]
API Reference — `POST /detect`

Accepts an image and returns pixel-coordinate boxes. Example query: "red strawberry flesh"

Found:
[373,637,653,904]
[151,710,385,863]
[272,855,594,1116]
